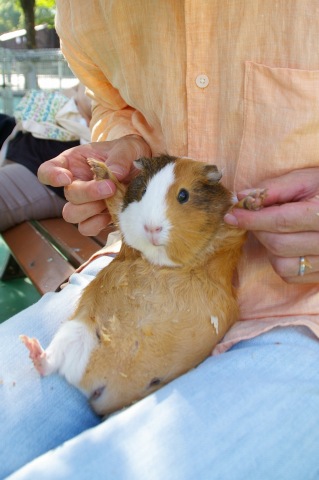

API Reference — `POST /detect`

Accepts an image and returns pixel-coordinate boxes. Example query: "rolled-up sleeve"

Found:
[56,6,140,142]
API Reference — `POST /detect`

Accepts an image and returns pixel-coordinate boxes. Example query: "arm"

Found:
[38,6,151,236]
[55,3,141,143]
[224,168,319,284]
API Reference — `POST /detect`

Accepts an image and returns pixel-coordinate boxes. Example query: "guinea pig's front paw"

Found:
[87,158,110,181]
[235,188,267,211]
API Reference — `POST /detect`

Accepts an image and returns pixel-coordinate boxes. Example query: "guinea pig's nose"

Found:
[144,224,163,234]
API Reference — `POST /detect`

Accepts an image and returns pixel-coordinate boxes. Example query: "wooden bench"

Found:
[1,218,115,295]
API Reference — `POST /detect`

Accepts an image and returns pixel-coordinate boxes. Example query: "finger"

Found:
[268,254,318,279]
[104,135,151,180]
[106,150,142,181]
[254,231,319,257]
[64,178,116,205]
[38,160,73,187]
[106,163,129,180]
[62,200,107,224]
[38,143,110,187]
[225,200,319,233]
[78,213,113,237]
[108,161,141,183]
[283,271,319,284]
[238,168,319,206]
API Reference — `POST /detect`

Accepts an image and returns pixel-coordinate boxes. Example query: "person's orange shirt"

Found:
[56,1,319,350]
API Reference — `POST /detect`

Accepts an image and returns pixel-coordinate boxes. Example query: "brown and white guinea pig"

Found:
[21,155,264,416]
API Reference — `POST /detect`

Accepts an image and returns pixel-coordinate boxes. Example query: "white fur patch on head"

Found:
[119,162,178,266]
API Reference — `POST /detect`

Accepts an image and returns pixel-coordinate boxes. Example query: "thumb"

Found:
[107,159,140,183]
[106,163,128,181]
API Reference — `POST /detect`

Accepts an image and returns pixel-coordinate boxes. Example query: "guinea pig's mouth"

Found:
[144,230,164,247]
[149,237,163,247]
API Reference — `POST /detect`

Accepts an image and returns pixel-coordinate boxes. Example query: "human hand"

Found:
[224,168,319,284]
[38,135,151,235]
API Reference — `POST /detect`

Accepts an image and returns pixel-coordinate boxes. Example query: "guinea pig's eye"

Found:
[177,188,189,204]
[139,182,147,198]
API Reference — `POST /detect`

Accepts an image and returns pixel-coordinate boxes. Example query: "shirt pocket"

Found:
[234,61,319,191]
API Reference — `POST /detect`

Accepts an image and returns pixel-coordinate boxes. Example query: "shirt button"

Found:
[195,74,209,89]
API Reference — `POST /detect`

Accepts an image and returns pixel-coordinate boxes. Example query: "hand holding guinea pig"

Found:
[37,135,151,235]
[23,155,263,416]
[225,168,319,284]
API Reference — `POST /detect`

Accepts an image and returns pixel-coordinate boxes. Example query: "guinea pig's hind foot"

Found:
[235,188,267,211]
[20,335,52,376]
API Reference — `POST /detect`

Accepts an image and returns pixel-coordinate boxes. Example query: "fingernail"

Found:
[97,180,113,196]
[224,213,239,226]
[236,189,258,199]
[57,173,71,186]
[109,165,126,178]
[237,189,251,196]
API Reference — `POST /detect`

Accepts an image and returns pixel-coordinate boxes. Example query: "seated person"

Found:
[0,83,91,232]
[1,2,319,479]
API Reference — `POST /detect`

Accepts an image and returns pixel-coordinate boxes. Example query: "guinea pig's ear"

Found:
[133,157,151,171]
[203,165,223,183]
[133,159,143,171]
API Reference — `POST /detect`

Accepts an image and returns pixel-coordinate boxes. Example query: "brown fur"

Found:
[72,156,246,415]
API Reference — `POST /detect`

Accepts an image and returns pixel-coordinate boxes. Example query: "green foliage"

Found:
[36,0,55,7]
[0,1,22,34]
[36,0,55,27]
[0,0,55,34]
[35,6,55,28]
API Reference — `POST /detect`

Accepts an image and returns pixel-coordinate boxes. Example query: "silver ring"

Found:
[298,256,307,276]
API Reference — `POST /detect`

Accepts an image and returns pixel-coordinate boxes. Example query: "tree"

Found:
[13,0,56,88]
[18,0,36,49]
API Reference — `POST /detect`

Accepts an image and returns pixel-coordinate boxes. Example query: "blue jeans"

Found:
[1,257,319,480]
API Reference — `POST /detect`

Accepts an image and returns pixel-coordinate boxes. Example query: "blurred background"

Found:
[0,0,77,115]
[0,1,77,322]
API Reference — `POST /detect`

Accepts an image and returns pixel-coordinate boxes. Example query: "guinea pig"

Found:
[21,155,264,416]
